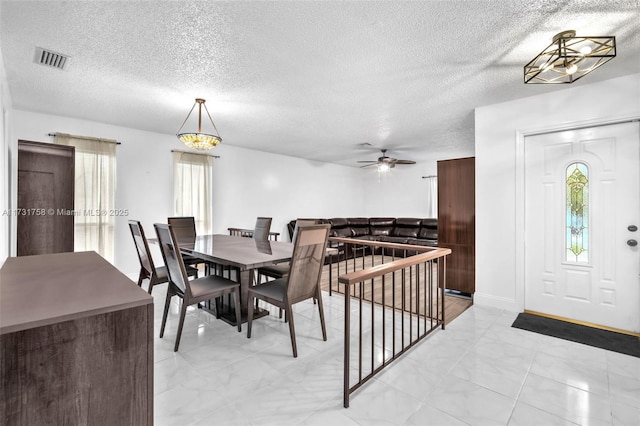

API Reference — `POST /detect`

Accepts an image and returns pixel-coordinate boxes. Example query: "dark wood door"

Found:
[17,140,74,256]
[437,157,475,294]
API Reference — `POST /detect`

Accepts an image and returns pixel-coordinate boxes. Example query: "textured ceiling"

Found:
[1,1,639,167]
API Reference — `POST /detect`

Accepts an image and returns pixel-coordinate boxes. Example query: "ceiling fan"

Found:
[357,149,416,172]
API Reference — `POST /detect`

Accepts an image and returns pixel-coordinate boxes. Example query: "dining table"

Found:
[177,234,294,325]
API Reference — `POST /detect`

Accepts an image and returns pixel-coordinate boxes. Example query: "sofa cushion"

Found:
[328,218,348,227]
[392,227,419,238]
[369,217,394,236]
[370,226,394,236]
[347,217,369,236]
[395,217,422,227]
[407,238,437,247]
[378,236,410,244]
[332,227,353,238]
[369,217,395,227]
[421,218,437,228]
[352,227,369,237]
[347,217,369,226]
[418,227,437,240]
[391,217,421,238]
[418,218,437,240]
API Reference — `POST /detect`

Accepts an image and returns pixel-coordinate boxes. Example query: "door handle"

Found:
[628,239,638,247]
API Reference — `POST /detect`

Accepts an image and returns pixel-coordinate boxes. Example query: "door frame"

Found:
[514,114,640,313]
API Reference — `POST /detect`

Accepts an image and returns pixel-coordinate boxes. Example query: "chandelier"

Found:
[524,30,616,84]
[176,98,222,150]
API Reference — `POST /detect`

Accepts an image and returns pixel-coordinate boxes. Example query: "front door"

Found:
[524,122,640,333]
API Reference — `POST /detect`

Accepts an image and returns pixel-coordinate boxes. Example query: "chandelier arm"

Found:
[176,102,197,134]
[202,103,221,137]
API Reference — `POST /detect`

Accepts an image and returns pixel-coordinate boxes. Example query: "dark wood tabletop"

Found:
[180,234,293,271]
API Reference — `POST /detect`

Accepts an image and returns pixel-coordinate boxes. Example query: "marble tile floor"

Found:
[148,284,640,426]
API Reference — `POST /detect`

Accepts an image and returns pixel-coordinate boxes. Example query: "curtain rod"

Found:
[48,133,121,145]
[422,175,437,179]
[171,149,220,158]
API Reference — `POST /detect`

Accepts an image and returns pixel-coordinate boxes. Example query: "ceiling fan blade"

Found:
[357,160,377,163]
[360,163,378,168]
[395,160,416,165]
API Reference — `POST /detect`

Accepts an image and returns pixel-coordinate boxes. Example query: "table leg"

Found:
[216,268,269,326]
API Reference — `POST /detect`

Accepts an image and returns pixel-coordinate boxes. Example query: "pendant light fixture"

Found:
[524,30,616,84]
[176,98,222,150]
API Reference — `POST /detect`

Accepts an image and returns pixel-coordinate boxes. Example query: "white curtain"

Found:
[425,176,438,218]
[172,151,213,234]
[55,133,116,262]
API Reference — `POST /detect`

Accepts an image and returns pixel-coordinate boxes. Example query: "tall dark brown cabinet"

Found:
[438,157,475,295]
[17,140,74,256]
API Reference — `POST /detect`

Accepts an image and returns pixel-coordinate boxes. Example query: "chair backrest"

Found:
[154,223,191,297]
[286,223,331,303]
[128,220,155,275]
[167,216,196,244]
[253,217,272,241]
[291,219,316,243]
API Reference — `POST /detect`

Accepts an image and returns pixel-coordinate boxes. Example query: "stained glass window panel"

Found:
[566,162,589,263]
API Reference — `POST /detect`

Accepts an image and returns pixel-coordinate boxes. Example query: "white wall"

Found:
[361,149,474,218]
[475,73,640,311]
[0,41,13,266]
[10,110,364,275]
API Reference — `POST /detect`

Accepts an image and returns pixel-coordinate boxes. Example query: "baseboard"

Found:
[473,292,519,312]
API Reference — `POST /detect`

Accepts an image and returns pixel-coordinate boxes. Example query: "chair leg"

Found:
[147,275,156,295]
[316,289,327,341]
[247,294,255,338]
[233,290,242,332]
[174,299,188,352]
[137,269,146,287]
[159,289,172,338]
[286,305,298,358]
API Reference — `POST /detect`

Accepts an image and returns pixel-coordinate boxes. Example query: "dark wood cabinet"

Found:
[17,140,74,256]
[437,157,475,294]
[0,252,154,425]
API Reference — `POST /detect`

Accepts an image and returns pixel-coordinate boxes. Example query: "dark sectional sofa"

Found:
[287,217,438,259]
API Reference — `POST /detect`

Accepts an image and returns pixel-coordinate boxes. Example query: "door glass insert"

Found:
[566,162,589,263]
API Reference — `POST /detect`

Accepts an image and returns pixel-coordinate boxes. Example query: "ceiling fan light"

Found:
[378,163,390,173]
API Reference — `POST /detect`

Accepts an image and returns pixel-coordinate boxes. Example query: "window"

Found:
[566,162,589,263]
[172,151,213,234]
[55,134,117,263]
[425,175,438,218]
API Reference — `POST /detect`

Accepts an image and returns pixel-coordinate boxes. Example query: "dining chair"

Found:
[247,223,331,357]
[128,220,197,294]
[257,219,315,281]
[155,223,241,352]
[256,219,316,318]
[167,216,206,267]
[168,216,218,277]
[225,216,273,283]
[253,217,272,241]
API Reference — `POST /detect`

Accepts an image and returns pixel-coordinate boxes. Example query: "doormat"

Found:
[511,313,640,358]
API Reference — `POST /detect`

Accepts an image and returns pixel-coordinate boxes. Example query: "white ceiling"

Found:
[1,1,639,167]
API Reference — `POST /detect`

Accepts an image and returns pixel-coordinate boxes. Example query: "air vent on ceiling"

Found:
[34,47,70,70]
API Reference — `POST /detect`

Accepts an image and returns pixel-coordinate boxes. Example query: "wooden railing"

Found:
[326,237,451,408]
[227,227,280,241]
